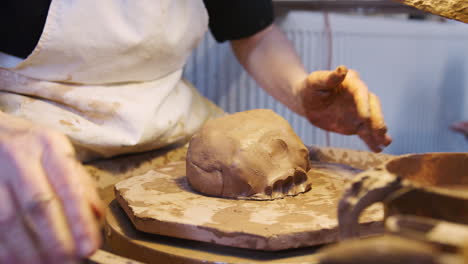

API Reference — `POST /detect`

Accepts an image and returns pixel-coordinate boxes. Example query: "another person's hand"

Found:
[451,121,468,140]
[0,113,104,263]
[298,65,392,152]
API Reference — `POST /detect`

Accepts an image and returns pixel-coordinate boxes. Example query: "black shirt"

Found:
[204,0,274,42]
[0,0,274,59]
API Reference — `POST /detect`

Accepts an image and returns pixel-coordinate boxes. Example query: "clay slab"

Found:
[106,200,323,264]
[115,161,383,251]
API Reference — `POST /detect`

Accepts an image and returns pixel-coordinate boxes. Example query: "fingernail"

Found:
[80,239,95,257]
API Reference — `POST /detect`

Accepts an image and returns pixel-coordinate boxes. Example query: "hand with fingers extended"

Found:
[298,65,392,152]
[0,113,104,263]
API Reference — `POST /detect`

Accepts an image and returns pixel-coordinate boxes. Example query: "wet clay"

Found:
[186,109,311,200]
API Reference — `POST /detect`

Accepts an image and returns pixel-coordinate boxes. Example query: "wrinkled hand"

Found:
[0,113,104,263]
[298,65,392,152]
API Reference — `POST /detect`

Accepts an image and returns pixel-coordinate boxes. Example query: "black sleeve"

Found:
[203,0,274,43]
[0,0,51,59]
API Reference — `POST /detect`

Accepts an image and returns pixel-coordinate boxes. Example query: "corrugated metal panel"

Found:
[184,12,468,155]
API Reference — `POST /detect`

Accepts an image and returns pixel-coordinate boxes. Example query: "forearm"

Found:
[230,24,308,116]
[231,24,392,152]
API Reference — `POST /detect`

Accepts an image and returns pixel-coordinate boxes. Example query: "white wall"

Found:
[184,12,468,155]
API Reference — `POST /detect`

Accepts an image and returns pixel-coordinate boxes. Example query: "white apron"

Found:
[0,0,220,161]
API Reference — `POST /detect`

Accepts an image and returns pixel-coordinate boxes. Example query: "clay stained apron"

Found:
[0,0,218,161]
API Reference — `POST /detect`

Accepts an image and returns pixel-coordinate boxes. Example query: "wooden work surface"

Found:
[114,161,383,251]
[86,145,394,263]
[106,199,326,264]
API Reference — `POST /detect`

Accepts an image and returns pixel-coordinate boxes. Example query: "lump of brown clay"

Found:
[186,109,312,200]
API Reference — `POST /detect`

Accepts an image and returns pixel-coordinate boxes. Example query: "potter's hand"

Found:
[0,113,103,263]
[298,65,392,152]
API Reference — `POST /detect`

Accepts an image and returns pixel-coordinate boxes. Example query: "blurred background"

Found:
[184,0,468,155]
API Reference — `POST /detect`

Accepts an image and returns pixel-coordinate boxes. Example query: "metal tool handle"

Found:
[338,168,402,240]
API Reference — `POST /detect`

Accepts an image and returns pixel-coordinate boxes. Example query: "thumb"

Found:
[325,65,348,88]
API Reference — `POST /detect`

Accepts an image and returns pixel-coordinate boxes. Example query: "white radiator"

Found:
[184,12,468,155]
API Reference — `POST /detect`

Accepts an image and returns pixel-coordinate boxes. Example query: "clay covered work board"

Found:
[115,160,383,251]
[106,200,323,264]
